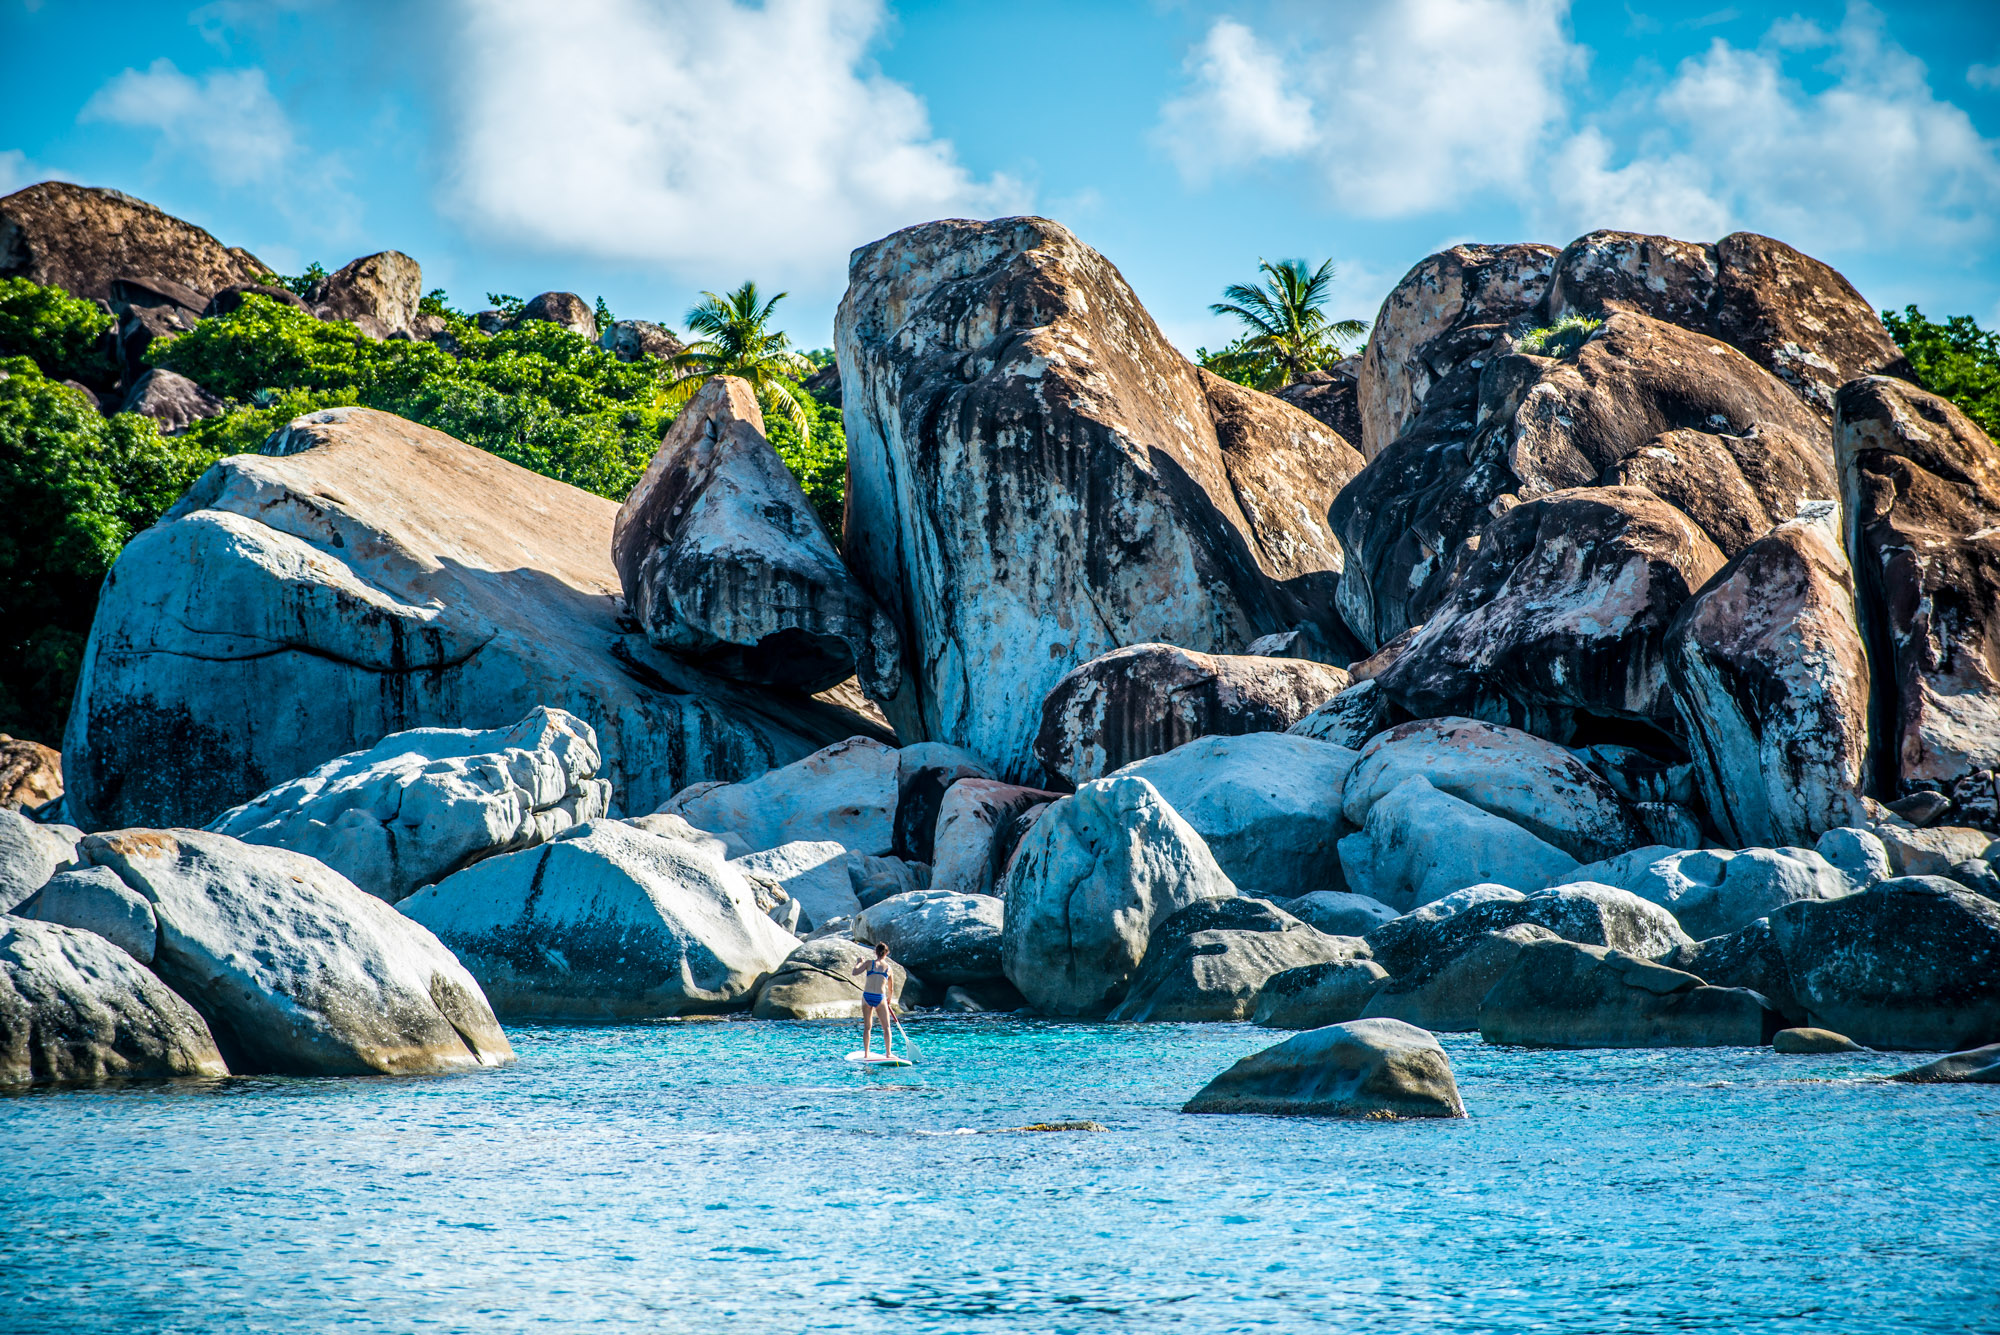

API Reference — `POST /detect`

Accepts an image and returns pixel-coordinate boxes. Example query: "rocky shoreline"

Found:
[3,184,1998,1112]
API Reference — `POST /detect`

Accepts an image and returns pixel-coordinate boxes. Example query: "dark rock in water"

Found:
[64,406,878,830]
[306,251,422,339]
[1686,877,2000,1049]
[1477,938,1783,1048]
[1036,643,1348,787]
[1182,1018,1466,1118]
[612,376,899,697]
[1836,376,2000,798]
[1667,503,1873,847]
[1274,357,1363,445]
[1108,925,1364,1023]
[853,889,1004,984]
[0,918,228,1086]
[838,216,1362,782]
[1252,957,1390,1029]
[1375,486,1725,742]
[202,282,307,318]
[601,319,683,364]
[1889,1042,2000,1084]
[402,819,799,1020]
[118,367,224,434]
[519,291,597,340]
[0,182,268,305]
[1365,922,1559,1032]
[1772,1026,1865,1053]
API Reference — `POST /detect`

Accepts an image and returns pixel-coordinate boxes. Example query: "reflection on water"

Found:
[2,1017,1996,1333]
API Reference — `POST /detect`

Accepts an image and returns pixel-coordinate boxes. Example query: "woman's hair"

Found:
[874,942,889,958]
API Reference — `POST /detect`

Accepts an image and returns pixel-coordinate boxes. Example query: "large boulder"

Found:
[1365,882,1693,980]
[1836,377,2000,802]
[1687,878,2000,1049]
[63,407,877,830]
[1274,359,1364,444]
[657,737,898,855]
[1667,503,1873,846]
[118,368,225,434]
[929,779,1060,897]
[1567,845,1856,940]
[518,292,597,340]
[1113,733,1358,899]
[1373,487,1726,740]
[730,841,861,930]
[999,774,1236,1016]
[600,319,684,364]
[307,251,422,338]
[1251,958,1391,1028]
[751,937,911,1020]
[1890,1043,2000,1085]
[0,918,228,1086]
[853,889,1004,984]
[838,216,1363,782]
[1478,938,1782,1048]
[0,734,63,811]
[1363,922,1559,1032]
[206,706,608,903]
[1182,1018,1465,1118]
[1286,678,1391,750]
[1036,644,1347,787]
[400,819,799,1019]
[1281,890,1399,936]
[13,865,159,963]
[1341,717,1642,863]
[891,742,997,861]
[0,808,76,912]
[1107,898,1365,1023]
[611,376,898,696]
[1543,229,1908,422]
[1337,777,1579,912]
[0,182,267,305]
[51,829,513,1075]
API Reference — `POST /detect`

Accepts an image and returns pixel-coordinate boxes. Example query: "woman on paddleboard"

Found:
[851,942,897,1059]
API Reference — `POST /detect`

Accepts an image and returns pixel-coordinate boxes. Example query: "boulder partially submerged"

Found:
[1183,1018,1465,1118]
[1478,939,1782,1048]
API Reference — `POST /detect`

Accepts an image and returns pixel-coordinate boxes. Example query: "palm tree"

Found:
[1209,258,1368,390]
[667,281,814,439]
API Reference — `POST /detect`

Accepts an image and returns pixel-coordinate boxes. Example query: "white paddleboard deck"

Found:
[845,1051,914,1066]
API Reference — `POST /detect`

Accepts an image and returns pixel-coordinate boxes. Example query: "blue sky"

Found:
[6,0,1999,356]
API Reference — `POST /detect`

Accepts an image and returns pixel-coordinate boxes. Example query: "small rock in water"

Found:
[1182,1018,1466,1119]
[1772,1027,1866,1054]
[1888,1043,2000,1084]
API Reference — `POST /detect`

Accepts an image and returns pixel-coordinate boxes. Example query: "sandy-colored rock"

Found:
[0,735,62,812]
[929,779,1060,897]
[1773,1026,1865,1053]
[0,182,267,305]
[308,251,422,338]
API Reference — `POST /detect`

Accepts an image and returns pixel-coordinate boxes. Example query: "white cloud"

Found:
[80,59,294,186]
[1543,5,2000,250]
[1157,19,1315,183]
[444,0,1028,285]
[1157,0,1579,215]
[1966,62,2000,92]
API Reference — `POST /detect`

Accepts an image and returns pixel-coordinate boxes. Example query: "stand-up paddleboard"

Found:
[845,1051,914,1067]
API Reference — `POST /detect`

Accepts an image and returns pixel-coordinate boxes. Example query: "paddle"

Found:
[892,1007,921,1064]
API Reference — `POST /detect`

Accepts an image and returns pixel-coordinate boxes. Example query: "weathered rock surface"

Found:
[0,918,228,1085]
[838,216,1362,782]
[658,737,897,856]
[118,368,224,434]
[1889,1043,2000,1084]
[1478,938,1782,1048]
[205,707,609,903]
[892,743,997,862]
[1816,826,1894,886]
[1274,358,1364,445]
[519,292,597,340]
[1035,644,1348,788]
[853,889,1004,984]
[401,819,798,1019]
[63,407,877,830]
[1114,733,1357,899]
[1773,1026,1865,1053]
[600,319,684,363]
[0,735,62,811]
[1567,845,1856,940]
[1000,775,1235,1016]
[1366,882,1693,980]
[1365,922,1560,1032]
[307,251,421,338]
[1836,377,2000,797]
[13,865,160,963]
[612,376,898,696]
[730,841,860,930]
[1183,1018,1465,1118]
[1286,679,1390,750]
[1667,503,1872,846]
[1689,878,2000,1049]
[1873,824,1996,879]
[1252,958,1391,1028]
[0,182,267,306]
[0,808,76,912]
[1374,487,1726,740]
[1600,424,1834,560]
[1341,718,1642,863]
[61,828,512,1074]
[202,282,306,319]
[751,937,910,1020]
[1108,901,1364,1023]
[1338,777,1580,912]
[1280,890,1399,937]
[929,779,1060,897]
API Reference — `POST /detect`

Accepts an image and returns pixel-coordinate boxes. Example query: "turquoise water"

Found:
[3,1017,1997,1334]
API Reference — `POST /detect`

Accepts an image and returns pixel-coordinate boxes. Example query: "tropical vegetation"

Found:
[1518,314,1603,360]
[1882,306,2000,438]
[1199,258,1368,391]
[669,282,816,439]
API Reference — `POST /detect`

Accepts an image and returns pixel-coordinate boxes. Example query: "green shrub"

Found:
[1518,315,1602,359]
[765,384,846,539]
[0,278,118,387]
[1881,306,2000,438]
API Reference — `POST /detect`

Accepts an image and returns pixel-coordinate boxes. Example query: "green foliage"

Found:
[1209,258,1369,391]
[594,296,616,333]
[1519,314,1602,360]
[419,288,458,319]
[279,262,327,298]
[1881,306,2000,438]
[0,358,223,742]
[486,292,526,318]
[0,278,118,386]
[670,281,814,438]
[1196,336,1280,390]
[764,385,847,538]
